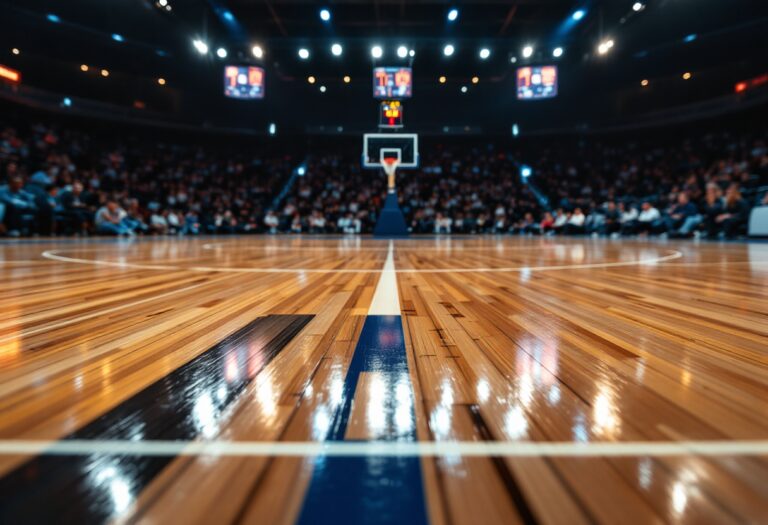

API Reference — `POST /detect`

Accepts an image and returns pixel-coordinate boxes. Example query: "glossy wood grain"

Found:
[0,236,766,524]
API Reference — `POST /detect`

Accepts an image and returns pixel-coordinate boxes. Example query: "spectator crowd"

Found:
[1,114,767,239]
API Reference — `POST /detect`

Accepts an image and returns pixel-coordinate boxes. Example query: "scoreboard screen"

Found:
[224,66,265,99]
[373,67,412,99]
[516,66,558,100]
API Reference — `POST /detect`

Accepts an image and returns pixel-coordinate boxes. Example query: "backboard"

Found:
[362,133,419,169]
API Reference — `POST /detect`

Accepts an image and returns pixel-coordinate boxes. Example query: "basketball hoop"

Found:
[382,157,400,193]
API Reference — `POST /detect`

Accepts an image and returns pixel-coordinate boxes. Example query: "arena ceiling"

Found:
[1,0,767,133]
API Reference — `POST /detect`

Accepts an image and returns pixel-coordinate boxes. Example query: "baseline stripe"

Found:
[0,440,766,457]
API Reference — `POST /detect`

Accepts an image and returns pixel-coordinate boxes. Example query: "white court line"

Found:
[368,240,401,315]
[41,249,684,274]
[0,439,767,457]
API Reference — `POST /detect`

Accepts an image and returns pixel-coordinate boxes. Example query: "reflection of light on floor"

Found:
[592,384,620,437]
[329,369,344,408]
[89,460,134,515]
[430,405,452,440]
[572,412,589,442]
[569,244,585,262]
[638,457,653,490]
[547,384,561,405]
[672,481,688,516]
[504,404,528,440]
[476,378,490,403]
[394,377,414,435]
[256,373,277,417]
[681,369,692,387]
[312,404,331,440]
[367,374,387,435]
[193,391,219,439]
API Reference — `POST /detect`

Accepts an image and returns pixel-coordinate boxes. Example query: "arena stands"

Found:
[1,113,766,238]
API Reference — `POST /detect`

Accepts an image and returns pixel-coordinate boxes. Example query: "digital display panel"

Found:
[224,66,265,99]
[516,66,558,100]
[373,67,412,99]
[379,100,404,129]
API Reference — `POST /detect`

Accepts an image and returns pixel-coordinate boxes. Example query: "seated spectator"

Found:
[0,176,38,237]
[552,209,568,234]
[564,207,586,235]
[539,212,555,234]
[58,181,93,235]
[264,210,279,234]
[715,184,750,238]
[435,213,452,234]
[95,200,132,236]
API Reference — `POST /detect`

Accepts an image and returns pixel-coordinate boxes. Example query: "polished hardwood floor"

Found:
[0,236,766,524]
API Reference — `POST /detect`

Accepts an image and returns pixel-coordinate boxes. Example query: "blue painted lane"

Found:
[297,315,429,525]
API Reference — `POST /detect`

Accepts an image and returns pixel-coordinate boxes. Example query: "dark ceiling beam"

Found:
[263,0,288,36]
[497,4,518,36]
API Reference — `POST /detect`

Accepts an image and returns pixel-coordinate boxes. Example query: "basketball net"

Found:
[382,157,399,194]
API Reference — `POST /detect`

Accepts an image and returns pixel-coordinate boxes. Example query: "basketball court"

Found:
[1,236,767,523]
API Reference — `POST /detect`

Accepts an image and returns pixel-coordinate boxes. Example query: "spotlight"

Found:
[252,45,264,58]
[80,64,88,72]
[331,43,343,56]
[597,39,614,55]
[397,45,408,58]
[684,34,697,43]
[192,39,208,54]
[471,76,479,84]
[520,166,532,178]
[101,69,109,77]
[298,48,310,59]
[158,77,166,85]
[216,47,227,59]
[512,123,520,137]
[553,47,564,58]
[439,76,446,84]
[443,44,455,57]
[522,45,533,58]
[11,48,20,55]
[510,56,517,63]
[46,13,61,23]
[460,85,468,93]
[479,48,490,60]
[682,72,692,80]
[343,75,351,83]
[572,9,586,21]
[158,0,168,6]
[447,8,459,22]
[319,8,331,22]
[111,34,124,43]
[641,79,649,87]
[269,123,276,135]
[308,76,316,84]
[371,45,383,59]
[297,165,306,175]
[319,85,327,93]
[62,97,72,107]
[409,49,415,57]
[632,2,645,12]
